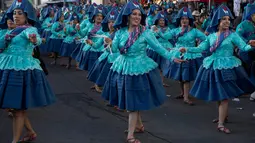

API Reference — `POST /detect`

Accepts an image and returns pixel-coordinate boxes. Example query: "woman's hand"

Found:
[86,39,93,45]
[249,40,255,47]
[105,37,112,44]
[173,58,186,63]
[76,24,80,30]
[29,34,37,44]
[151,25,158,32]
[179,47,187,53]
[42,38,46,43]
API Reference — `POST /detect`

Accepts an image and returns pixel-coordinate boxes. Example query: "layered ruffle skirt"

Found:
[78,50,103,71]
[190,66,255,101]
[163,57,203,82]
[48,38,63,53]
[0,69,56,109]
[59,42,77,57]
[102,68,166,111]
[87,58,112,87]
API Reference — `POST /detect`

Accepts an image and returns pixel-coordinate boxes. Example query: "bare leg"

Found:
[175,82,184,99]
[136,112,143,128]
[180,82,184,96]
[24,112,36,135]
[51,52,57,65]
[161,71,169,87]
[127,112,140,142]
[183,82,190,101]
[218,100,228,125]
[66,57,72,69]
[218,100,230,133]
[183,82,194,105]
[12,110,25,143]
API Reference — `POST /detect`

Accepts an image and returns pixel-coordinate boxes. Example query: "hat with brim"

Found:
[113,0,146,29]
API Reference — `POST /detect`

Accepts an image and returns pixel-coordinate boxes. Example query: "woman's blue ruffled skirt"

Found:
[78,50,102,71]
[59,42,77,57]
[146,49,168,70]
[87,58,112,86]
[190,66,255,101]
[48,38,63,53]
[163,57,203,81]
[0,69,56,110]
[40,30,52,54]
[101,68,167,111]
[71,43,84,61]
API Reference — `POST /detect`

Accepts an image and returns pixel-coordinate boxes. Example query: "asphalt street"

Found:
[0,57,255,143]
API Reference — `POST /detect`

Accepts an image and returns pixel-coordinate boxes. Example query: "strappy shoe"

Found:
[60,63,67,66]
[114,106,124,112]
[175,94,184,99]
[66,64,71,69]
[50,61,56,65]
[124,126,145,134]
[19,133,37,142]
[8,112,13,118]
[212,116,229,123]
[217,126,231,134]
[184,100,194,106]
[95,85,103,93]
[163,83,170,87]
[126,138,141,143]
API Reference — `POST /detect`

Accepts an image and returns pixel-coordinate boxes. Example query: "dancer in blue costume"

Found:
[48,10,66,65]
[236,5,255,105]
[0,13,16,38]
[87,8,119,93]
[80,3,97,30]
[161,7,206,105]
[70,3,97,70]
[180,5,255,134]
[0,13,17,117]
[40,6,55,54]
[236,4,255,77]
[0,0,56,142]
[147,11,173,86]
[78,5,106,71]
[60,12,81,69]
[101,1,182,142]
[146,4,158,28]
[242,0,255,22]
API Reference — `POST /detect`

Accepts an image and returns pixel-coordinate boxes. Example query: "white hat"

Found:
[192,10,200,16]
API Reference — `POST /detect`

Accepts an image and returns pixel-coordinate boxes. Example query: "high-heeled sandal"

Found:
[212,116,229,123]
[66,64,71,69]
[163,83,170,87]
[126,138,141,143]
[95,85,103,93]
[124,126,145,133]
[19,133,37,142]
[184,100,194,106]
[175,94,184,99]
[217,126,231,134]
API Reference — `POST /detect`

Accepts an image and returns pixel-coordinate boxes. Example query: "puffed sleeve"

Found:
[51,22,59,36]
[231,32,252,52]
[144,30,180,59]
[0,35,5,49]
[195,28,206,41]
[24,27,42,46]
[110,29,121,53]
[186,37,210,53]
